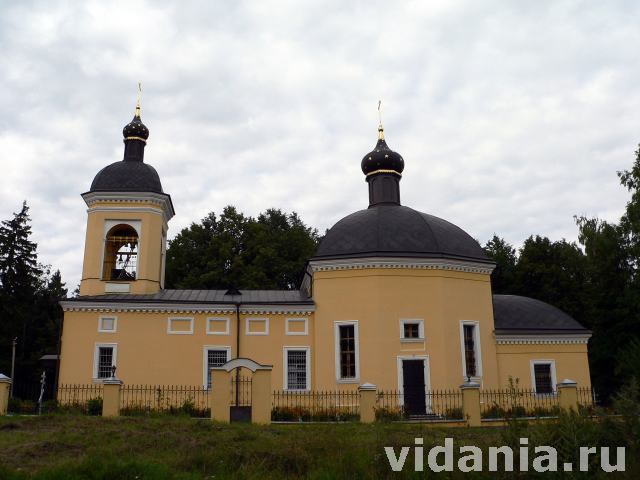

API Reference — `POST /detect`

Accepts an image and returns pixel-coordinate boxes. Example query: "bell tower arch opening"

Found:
[102,224,139,281]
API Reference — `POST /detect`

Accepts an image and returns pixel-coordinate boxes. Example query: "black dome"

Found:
[493,295,589,332]
[361,134,404,176]
[90,160,163,193]
[123,114,149,140]
[314,205,490,262]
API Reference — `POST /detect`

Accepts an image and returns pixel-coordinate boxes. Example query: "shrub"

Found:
[87,397,103,416]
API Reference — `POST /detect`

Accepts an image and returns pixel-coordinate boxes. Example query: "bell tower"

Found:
[78,92,174,296]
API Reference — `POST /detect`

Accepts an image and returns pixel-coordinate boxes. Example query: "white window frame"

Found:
[167,317,194,335]
[245,317,269,336]
[530,359,557,395]
[396,355,431,410]
[202,346,231,389]
[334,320,360,383]
[206,317,230,335]
[285,317,308,336]
[93,343,118,380]
[459,320,483,381]
[98,315,117,333]
[283,346,311,391]
[399,319,424,342]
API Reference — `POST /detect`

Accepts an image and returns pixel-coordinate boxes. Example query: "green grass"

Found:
[0,413,636,479]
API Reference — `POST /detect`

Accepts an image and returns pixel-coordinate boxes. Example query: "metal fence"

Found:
[272,389,360,421]
[577,386,597,410]
[120,385,210,417]
[57,384,104,414]
[480,389,561,419]
[376,390,464,421]
[231,376,252,406]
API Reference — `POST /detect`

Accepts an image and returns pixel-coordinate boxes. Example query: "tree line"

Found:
[1,145,639,399]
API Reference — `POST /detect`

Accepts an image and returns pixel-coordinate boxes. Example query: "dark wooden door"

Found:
[402,360,426,415]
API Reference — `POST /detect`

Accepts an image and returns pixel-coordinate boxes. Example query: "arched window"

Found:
[102,224,138,281]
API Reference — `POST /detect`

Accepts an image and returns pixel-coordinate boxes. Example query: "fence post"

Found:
[358,383,377,423]
[460,381,481,427]
[211,369,231,423]
[102,378,122,417]
[557,379,579,411]
[0,374,11,416]
[252,369,272,424]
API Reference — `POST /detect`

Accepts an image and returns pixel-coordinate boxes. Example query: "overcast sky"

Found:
[1,0,639,290]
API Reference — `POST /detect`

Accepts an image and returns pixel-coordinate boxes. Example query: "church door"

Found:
[402,359,426,415]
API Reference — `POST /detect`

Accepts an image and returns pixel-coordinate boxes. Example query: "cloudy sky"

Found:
[1,0,639,290]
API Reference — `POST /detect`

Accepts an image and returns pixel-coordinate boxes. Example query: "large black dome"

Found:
[90,160,163,193]
[314,205,490,262]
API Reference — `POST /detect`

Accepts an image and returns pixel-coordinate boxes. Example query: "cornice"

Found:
[60,301,314,316]
[495,333,591,345]
[309,256,495,275]
[81,191,175,221]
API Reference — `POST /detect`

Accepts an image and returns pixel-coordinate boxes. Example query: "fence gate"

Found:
[230,373,252,422]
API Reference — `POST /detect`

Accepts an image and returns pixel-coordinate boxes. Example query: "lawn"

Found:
[0,415,505,479]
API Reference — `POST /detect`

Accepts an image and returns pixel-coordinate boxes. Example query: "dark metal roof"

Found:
[493,295,589,333]
[313,205,491,263]
[67,289,313,305]
[90,160,164,193]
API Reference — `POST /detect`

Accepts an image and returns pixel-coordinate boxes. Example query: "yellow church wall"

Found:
[311,267,498,391]
[495,343,591,389]
[79,201,167,296]
[58,310,314,389]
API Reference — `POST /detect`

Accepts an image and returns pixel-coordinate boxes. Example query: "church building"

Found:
[59,99,592,413]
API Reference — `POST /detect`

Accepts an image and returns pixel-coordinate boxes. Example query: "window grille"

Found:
[97,347,114,379]
[206,350,228,389]
[463,324,477,377]
[534,363,553,394]
[339,325,356,379]
[287,350,307,390]
[403,323,420,339]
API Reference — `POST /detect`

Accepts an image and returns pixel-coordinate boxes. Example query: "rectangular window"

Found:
[531,360,556,394]
[463,324,477,377]
[335,322,359,381]
[206,317,230,335]
[245,318,269,335]
[167,317,194,334]
[284,348,310,390]
[94,344,117,379]
[400,319,424,341]
[204,348,230,389]
[98,316,117,333]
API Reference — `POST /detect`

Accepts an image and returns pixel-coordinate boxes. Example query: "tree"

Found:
[513,235,590,325]
[0,202,67,384]
[483,235,517,294]
[166,206,319,290]
[0,202,43,376]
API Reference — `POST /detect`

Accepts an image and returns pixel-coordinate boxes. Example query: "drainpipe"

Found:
[235,300,241,407]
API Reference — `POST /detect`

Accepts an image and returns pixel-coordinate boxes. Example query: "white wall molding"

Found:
[309,256,495,275]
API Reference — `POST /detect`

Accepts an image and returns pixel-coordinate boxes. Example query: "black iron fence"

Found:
[231,376,252,407]
[272,390,359,421]
[376,390,464,421]
[120,385,209,417]
[577,386,596,406]
[480,389,561,419]
[57,384,104,415]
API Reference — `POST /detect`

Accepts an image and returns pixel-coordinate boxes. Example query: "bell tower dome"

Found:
[79,90,174,296]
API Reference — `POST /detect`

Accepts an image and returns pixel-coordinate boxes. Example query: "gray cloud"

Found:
[1,0,638,290]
